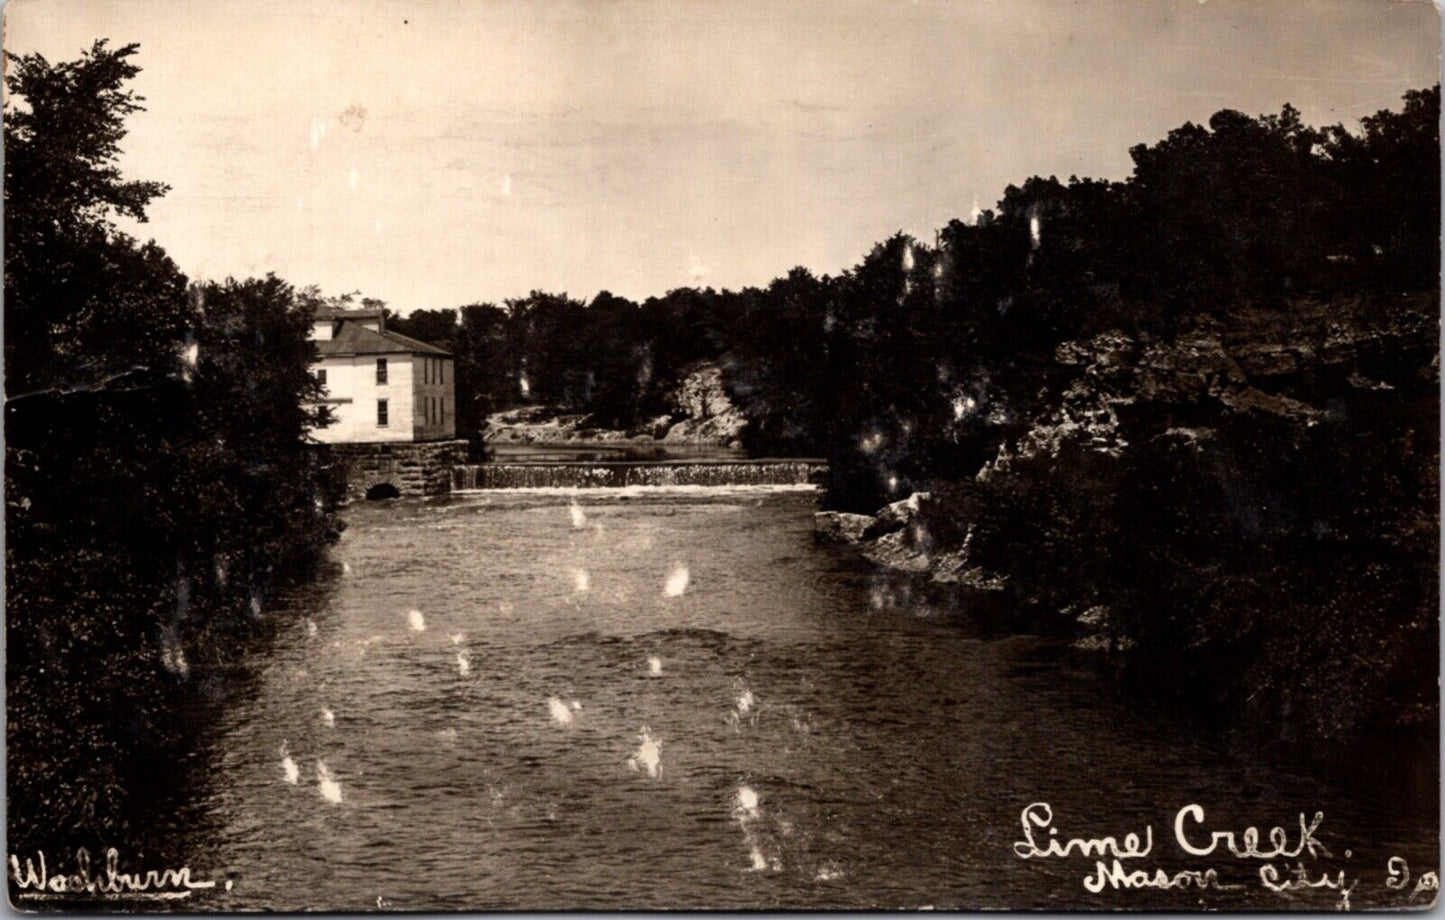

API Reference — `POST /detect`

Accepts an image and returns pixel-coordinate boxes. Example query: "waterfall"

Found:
[452,460,826,490]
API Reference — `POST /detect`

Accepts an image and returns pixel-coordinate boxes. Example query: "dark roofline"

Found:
[315,322,452,357]
[314,307,386,321]
[380,328,452,356]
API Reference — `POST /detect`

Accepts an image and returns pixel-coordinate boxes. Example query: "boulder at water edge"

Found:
[813,512,874,545]
[862,491,932,540]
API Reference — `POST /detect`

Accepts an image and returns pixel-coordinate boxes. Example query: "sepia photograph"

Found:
[3,0,1441,910]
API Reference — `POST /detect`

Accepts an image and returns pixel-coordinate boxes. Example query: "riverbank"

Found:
[817,292,1439,753]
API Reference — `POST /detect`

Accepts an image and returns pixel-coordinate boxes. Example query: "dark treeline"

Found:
[388,278,839,455]
[6,42,342,851]
[389,92,1437,505]
[388,288,746,447]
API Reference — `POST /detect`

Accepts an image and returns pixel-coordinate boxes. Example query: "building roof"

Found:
[317,322,452,357]
[314,307,386,322]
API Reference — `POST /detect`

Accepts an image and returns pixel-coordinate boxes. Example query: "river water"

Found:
[165,487,1437,910]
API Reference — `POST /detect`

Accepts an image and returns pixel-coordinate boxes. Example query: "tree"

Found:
[389,307,459,348]
[5,40,191,396]
[723,268,834,455]
[1125,105,1325,312]
[5,42,342,852]
[1320,85,1440,289]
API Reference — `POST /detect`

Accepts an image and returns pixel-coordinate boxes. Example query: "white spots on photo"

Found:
[547,696,576,727]
[626,727,662,777]
[315,760,343,804]
[953,394,977,421]
[663,562,689,598]
[688,254,709,283]
[279,742,299,785]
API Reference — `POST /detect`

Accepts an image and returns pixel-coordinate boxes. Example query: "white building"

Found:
[307,308,455,443]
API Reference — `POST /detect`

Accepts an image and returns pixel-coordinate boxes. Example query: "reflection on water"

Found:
[159,489,1435,910]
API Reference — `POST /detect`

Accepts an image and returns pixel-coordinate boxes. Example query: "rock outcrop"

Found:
[862,491,931,539]
[661,363,748,446]
[483,406,594,444]
[821,293,1438,747]
[813,511,874,544]
[483,361,748,447]
[814,490,1005,590]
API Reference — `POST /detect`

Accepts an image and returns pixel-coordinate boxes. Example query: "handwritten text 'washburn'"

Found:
[9,848,218,901]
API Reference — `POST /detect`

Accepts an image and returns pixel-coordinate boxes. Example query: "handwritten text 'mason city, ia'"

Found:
[1011,802,1361,903]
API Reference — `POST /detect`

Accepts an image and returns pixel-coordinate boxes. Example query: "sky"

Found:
[5,0,1440,314]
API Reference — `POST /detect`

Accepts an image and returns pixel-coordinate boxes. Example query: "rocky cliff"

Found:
[660,362,748,445]
[819,293,1439,749]
[485,361,748,447]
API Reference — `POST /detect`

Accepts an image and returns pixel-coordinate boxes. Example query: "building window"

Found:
[377,399,389,427]
[376,358,388,384]
[440,396,445,423]
[439,362,444,385]
[316,368,327,387]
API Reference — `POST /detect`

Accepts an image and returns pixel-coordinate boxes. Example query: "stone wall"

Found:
[330,439,468,499]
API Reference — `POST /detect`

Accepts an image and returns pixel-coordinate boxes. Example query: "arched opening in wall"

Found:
[364,482,401,501]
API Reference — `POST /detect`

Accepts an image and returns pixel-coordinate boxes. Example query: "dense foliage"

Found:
[386,90,1437,503]
[5,42,342,851]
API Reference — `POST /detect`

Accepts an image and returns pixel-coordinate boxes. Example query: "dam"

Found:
[451,458,826,490]
[329,439,824,498]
